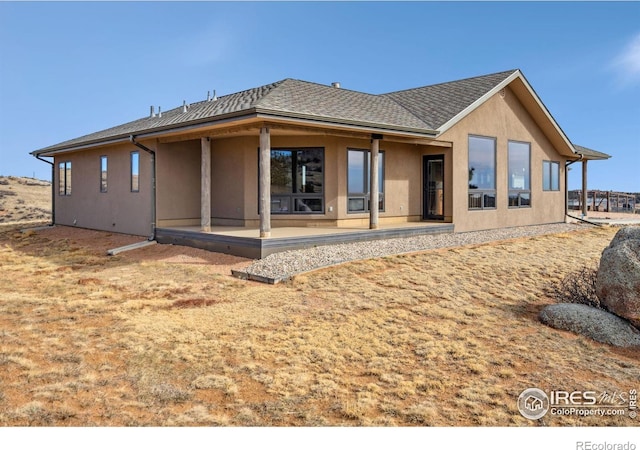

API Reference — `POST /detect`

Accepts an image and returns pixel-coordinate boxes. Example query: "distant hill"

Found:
[0,176,51,225]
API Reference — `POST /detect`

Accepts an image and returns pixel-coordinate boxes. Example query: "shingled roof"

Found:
[573,144,612,160]
[382,70,518,129]
[33,69,561,156]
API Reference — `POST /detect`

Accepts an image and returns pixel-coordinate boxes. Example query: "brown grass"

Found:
[0,223,638,426]
[0,176,51,226]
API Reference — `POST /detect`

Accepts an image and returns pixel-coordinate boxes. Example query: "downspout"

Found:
[34,154,55,226]
[129,135,156,240]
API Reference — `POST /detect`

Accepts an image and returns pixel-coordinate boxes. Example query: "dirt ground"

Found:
[31,225,253,275]
[1,221,638,427]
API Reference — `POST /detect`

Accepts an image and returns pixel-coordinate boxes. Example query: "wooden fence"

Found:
[568,190,639,214]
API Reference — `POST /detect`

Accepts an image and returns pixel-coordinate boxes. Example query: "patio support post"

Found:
[582,159,588,217]
[259,126,271,238]
[370,134,382,230]
[201,137,211,232]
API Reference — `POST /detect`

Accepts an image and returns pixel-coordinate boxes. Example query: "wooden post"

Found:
[259,127,271,238]
[201,137,211,232]
[370,135,381,230]
[582,160,588,217]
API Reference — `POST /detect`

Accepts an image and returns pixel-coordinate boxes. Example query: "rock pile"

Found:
[540,303,640,348]
[596,226,640,328]
[541,226,640,347]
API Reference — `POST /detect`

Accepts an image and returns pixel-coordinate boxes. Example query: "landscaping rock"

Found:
[539,303,640,348]
[595,226,640,328]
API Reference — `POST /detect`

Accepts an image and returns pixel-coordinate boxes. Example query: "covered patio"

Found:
[155,221,454,259]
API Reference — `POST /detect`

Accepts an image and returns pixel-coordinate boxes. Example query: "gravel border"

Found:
[233,223,593,283]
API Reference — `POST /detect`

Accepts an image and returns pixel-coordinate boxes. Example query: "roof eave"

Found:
[31,109,262,156]
[255,108,438,138]
[31,136,132,157]
[435,70,577,157]
[33,107,439,157]
[574,145,612,161]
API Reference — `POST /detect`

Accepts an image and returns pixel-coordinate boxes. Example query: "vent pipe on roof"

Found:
[212,90,217,101]
[182,100,188,113]
[150,106,155,118]
[158,106,162,118]
[331,82,341,88]
[207,91,211,101]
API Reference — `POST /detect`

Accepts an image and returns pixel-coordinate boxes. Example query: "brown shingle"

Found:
[33,70,519,154]
[382,70,517,129]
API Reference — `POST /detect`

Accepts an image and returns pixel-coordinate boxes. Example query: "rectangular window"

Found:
[543,160,560,191]
[100,156,108,193]
[468,136,496,209]
[58,161,71,196]
[347,149,385,213]
[508,141,531,208]
[130,151,139,192]
[269,148,324,214]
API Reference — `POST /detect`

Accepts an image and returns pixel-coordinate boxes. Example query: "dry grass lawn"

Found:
[1,223,638,427]
[0,176,51,226]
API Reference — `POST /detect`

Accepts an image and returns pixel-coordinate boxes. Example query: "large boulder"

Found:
[539,303,640,347]
[596,226,640,328]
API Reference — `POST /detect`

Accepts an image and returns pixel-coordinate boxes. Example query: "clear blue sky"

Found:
[1,1,638,192]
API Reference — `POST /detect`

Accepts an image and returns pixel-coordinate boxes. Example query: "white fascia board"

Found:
[436,70,521,136]
[514,71,577,155]
[436,70,577,155]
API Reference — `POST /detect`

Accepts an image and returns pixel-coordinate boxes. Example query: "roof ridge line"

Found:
[383,69,519,95]
[164,78,290,112]
[384,94,436,132]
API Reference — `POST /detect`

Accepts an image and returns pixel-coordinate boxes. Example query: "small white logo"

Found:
[518,388,550,420]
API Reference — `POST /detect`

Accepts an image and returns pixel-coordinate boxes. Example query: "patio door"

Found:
[423,155,445,220]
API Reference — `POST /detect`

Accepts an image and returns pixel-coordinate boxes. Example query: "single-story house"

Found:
[32,69,610,258]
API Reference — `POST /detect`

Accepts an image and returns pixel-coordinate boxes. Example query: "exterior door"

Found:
[423,155,445,220]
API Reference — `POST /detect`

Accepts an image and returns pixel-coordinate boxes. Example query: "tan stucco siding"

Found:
[335,138,423,222]
[211,137,247,222]
[240,135,341,224]
[420,145,454,222]
[156,140,200,224]
[234,135,448,227]
[54,143,152,236]
[439,86,567,232]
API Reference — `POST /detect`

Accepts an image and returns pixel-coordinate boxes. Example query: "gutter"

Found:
[565,154,584,218]
[31,110,260,157]
[34,154,55,226]
[129,135,157,241]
